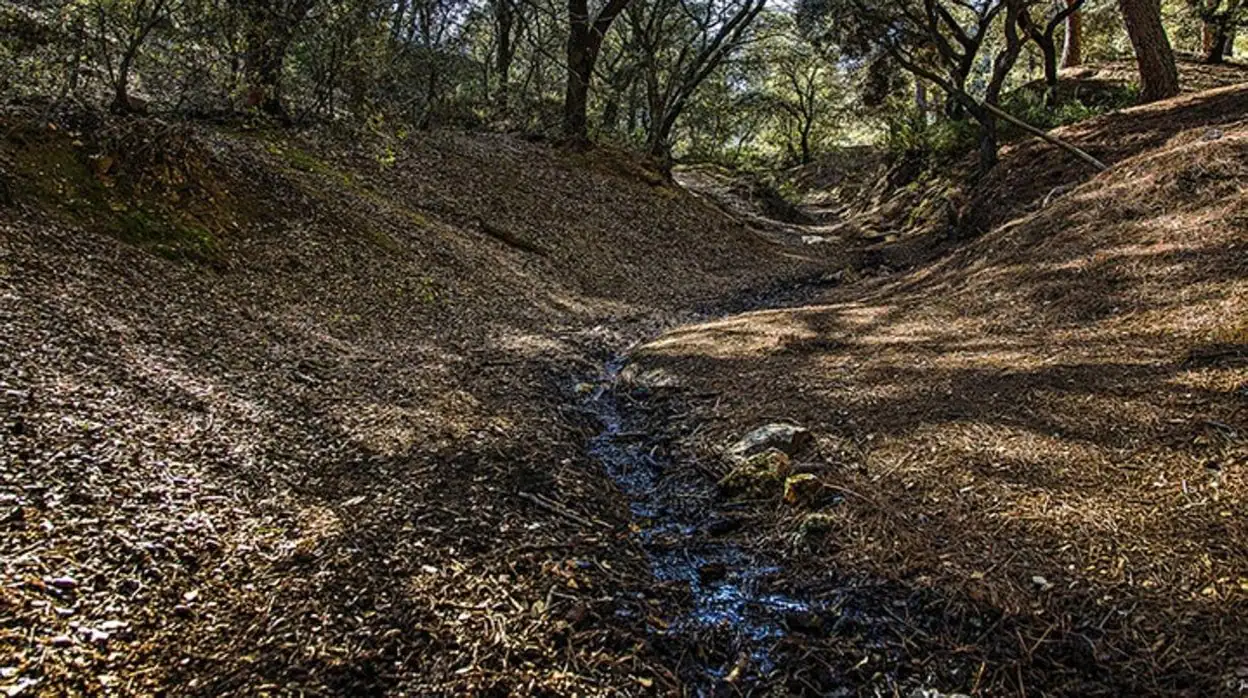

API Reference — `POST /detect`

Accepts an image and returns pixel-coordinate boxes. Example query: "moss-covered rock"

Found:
[718,449,791,496]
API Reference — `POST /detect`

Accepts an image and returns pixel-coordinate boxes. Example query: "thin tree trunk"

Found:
[1119,0,1180,102]
[563,23,593,142]
[494,0,515,114]
[111,51,135,113]
[1039,35,1060,106]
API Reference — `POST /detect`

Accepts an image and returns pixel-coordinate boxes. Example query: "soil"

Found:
[632,99,1248,695]
[2,76,1247,698]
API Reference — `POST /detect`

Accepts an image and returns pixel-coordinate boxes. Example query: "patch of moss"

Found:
[6,129,226,266]
[798,512,838,539]
[718,449,791,497]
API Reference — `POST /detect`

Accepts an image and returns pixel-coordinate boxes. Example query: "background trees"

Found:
[0,0,1215,168]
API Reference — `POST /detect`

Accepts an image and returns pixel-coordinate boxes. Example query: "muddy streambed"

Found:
[583,357,828,690]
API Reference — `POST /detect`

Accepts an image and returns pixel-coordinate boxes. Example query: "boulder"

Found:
[726,423,813,462]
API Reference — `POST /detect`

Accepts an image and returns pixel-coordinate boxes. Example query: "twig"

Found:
[517,491,610,529]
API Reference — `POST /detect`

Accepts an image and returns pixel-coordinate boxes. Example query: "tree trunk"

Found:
[1061,0,1082,67]
[563,25,593,143]
[564,0,623,143]
[494,0,515,114]
[245,42,288,117]
[111,51,135,113]
[1039,35,1060,106]
[1206,24,1231,62]
[1119,0,1180,102]
[1203,12,1236,63]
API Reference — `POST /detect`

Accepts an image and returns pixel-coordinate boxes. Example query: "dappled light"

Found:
[3,0,1248,693]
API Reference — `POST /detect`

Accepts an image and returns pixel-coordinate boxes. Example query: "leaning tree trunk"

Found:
[1119,0,1180,102]
[1062,0,1082,67]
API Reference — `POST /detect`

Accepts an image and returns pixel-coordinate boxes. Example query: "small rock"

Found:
[726,423,813,461]
[173,604,192,618]
[49,635,73,648]
[1031,575,1053,591]
[182,590,199,603]
[783,474,822,506]
[47,576,77,591]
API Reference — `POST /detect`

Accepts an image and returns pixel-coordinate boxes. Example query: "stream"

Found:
[584,356,827,690]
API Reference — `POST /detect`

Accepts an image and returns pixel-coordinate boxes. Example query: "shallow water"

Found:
[585,358,824,686]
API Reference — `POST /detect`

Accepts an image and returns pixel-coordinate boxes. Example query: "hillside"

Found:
[631,91,1248,694]
[0,113,828,695]
[3,73,1248,696]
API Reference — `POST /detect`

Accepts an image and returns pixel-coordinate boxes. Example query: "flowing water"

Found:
[585,357,826,688]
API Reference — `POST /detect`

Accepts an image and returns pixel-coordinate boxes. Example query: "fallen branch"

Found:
[982,101,1108,171]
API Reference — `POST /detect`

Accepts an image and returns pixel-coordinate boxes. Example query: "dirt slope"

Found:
[633,98,1248,694]
[0,113,826,696]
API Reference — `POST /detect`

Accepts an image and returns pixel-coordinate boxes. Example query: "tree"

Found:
[1018,0,1086,106]
[1119,0,1179,101]
[232,0,317,118]
[748,14,846,163]
[90,0,187,113]
[799,0,1028,171]
[1193,0,1243,63]
[492,0,519,113]
[564,0,634,142]
[1061,0,1082,67]
[624,0,766,157]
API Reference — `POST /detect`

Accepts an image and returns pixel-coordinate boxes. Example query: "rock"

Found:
[718,450,791,496]
[784,474,839,508]
[49,635,73,648]
[726,423,813,462]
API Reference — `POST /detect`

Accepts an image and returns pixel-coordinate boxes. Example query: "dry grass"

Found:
[635,119,1248,694]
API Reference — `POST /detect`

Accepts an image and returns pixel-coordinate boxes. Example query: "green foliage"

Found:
[1000,83,1139,132]
[883,109,979,163]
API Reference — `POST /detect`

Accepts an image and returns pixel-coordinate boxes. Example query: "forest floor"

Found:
[1,78,1247,697]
